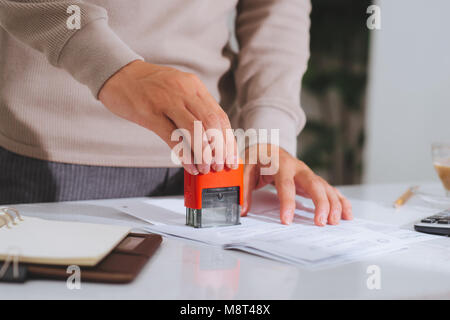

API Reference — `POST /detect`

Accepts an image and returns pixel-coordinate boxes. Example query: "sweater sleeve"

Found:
[0,0,143,98]
[234,0,311,156]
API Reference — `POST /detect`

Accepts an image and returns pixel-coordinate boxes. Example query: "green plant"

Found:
[299,0,371,185]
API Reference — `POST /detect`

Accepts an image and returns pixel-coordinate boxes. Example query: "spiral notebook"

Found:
[0,207,130,266]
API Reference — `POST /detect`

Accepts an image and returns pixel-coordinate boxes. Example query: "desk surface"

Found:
[1,182,450,300]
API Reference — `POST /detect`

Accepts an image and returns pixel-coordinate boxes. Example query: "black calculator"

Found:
[414,209,450,236]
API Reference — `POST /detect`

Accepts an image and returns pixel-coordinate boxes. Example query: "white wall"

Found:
[364,0,450,184]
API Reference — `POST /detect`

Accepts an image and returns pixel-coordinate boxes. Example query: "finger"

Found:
[274,169,296,225]
[200,92,237,170]
[324,185,342,225]
[225,126,238,170]
[152,116,199,175]
[294,173,329,226]
[186,95,226,172]
[165,105,212,174]
[336,189,353,220]
[242,164,258,216]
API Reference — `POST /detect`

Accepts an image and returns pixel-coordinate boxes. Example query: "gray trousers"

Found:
[0,147,184,205]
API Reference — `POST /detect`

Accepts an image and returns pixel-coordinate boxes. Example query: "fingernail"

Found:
[281,210,294,225]
[199,165,210,175]
[319,215,327,226]
[331,210,340,225]
[286,214,294,225]
[191,167,199,175]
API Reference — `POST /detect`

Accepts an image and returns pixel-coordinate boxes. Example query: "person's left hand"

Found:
[242,144,353,226]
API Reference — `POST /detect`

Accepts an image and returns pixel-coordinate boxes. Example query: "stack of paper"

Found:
[116,190,438,269]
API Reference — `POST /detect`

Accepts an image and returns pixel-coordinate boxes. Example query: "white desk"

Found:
[1,183,449,300]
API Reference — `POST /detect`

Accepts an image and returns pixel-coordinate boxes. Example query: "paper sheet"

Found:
[115,191,438,269]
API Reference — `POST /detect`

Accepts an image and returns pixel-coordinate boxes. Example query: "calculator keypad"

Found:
[415,209,450,236]
[420,210,450,224]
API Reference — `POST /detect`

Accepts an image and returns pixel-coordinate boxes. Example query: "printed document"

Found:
[116,190,437,268]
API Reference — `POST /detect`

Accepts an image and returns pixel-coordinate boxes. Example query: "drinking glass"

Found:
[432,143,450,197]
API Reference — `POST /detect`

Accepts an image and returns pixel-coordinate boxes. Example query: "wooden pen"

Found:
[393,186,418,208]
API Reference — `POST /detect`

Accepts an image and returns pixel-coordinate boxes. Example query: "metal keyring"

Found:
[1,207,23,222]
[0,214,11,229]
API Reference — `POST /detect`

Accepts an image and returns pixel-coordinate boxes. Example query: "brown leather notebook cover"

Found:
[25,233,162,284]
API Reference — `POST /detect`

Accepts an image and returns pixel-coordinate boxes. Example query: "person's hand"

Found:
[242,144,353,226]
[98,60,238,175]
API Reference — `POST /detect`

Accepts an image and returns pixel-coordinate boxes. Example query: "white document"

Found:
[115,191,438,269]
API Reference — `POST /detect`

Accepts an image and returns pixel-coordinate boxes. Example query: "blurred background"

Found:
[298,0,450,186]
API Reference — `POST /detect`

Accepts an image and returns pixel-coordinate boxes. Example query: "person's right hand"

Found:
[98,60,238,175]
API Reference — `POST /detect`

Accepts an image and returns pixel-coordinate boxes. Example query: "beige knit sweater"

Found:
[0,0,310,167]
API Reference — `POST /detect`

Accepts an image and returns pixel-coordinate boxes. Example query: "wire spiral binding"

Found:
[0,208,24,229]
